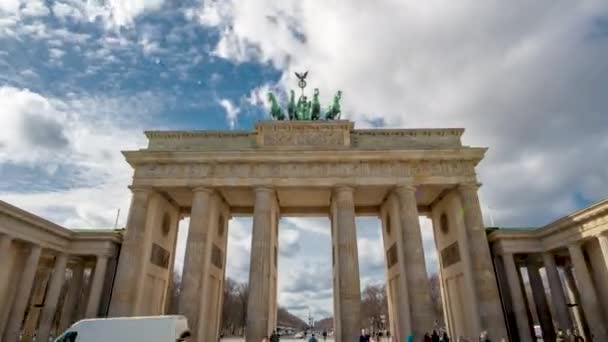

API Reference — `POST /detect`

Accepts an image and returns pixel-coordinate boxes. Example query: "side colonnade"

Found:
[0,201,121,342]
[490,199,608,342]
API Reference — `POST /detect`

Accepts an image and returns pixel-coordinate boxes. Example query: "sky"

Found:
[1,0,607,322]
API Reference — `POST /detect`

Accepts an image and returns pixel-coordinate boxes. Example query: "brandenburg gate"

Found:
[108,120,508,341]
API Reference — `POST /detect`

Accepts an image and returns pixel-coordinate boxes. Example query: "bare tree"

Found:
[361,284,389,332]
[429,273,444,326]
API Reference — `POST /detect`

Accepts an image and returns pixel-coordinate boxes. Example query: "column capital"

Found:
[192,186,215,194]
[458,182,482,191]
[128,185,153,194]
[394,182,416,194]
[0,233,14,241]
[333,184,355,194]
[568,240,585,249]
[253,185,275,194]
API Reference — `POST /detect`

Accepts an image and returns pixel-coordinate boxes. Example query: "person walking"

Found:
[442,332,450,342]
[360,329,370,342]
[270,330,280,342]
[479,331,490,342]
[308,333,318,342]
[407,334,414,342]
[322,330,327,341]
[432,331,440,342]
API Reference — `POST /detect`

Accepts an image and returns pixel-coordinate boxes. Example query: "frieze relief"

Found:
[135,160,476,179]
[256,121,351,147]
[262,130,345,146]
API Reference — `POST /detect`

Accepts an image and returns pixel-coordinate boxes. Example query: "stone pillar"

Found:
[0,234,14,337]
[331,186,362,342]
[457,183,507,339]
[22,266,51,342]
[86,256,109,318]
[110,188,151,316]
[3,244,41,342]
[246,187,277,342]
[59,261,85,332]
[383,194,412,342]
[395,185,434,338]
[502,254,533,342]
[542,252,572,331]
[179,187,214,340]
[568,243,608,340]
[563,266,588,338]
[37,253,69,342]
[527,261,555,342]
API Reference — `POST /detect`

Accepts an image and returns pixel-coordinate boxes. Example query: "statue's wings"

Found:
[295,71,309,80]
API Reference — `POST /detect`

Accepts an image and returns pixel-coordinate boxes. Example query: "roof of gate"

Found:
[141,120,469,151]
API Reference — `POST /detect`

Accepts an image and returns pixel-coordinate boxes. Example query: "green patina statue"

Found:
[325,90,342,120]
[287,90,296,120]
[268,93,285,120]
[311,88,321,120]
[266,71,342,121]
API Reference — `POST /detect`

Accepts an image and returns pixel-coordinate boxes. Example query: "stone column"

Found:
[563,266,588,339]
[385,195,412,341]
[331,186,362,342]
[246,187,276,342]
[0,234,14,337]
[568,243,608,340]
[110,188,151,316]
[179,187,214,340]
[85,256,109,318]
[598,233,608,283]
[3,244,41,342]
[527,261,555,342]
[542,252,572,331]
[502,253,533,342]
[37,253,68,342]
[395,185,434,338]
[457,183,507,339]
[59,261,85,332]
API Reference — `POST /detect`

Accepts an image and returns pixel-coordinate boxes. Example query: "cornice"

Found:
[123,148,487,165]
[0,200,73,238]
[487,197,608,244]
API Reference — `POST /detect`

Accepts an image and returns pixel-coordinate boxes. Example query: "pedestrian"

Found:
[442,332,450,342]
[479,331,490,342]
[424,332,432,342]
[556,330,566,342]
[308,333,318,342]
[432,330,440,342]
[360,329,369,342]
[270,330,280,342]
[322,330,327,341]
[407,334,414,342]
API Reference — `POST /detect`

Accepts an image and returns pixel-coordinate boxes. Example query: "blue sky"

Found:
[1,0,607,321]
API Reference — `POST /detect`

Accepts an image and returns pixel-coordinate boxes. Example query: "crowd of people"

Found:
[258,326,591,342]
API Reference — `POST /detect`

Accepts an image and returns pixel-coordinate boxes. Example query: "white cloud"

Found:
[52,1,84,20]
[85,0,165,28]
[196,0,608,226]
[284,217,330,236]
[0,0,19,14]
[49,47,65,59]
[0,86,165,228]
[21,0,49,17]
[218,98,240,129]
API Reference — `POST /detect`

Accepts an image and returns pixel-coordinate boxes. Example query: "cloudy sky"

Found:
[1,0,607,321]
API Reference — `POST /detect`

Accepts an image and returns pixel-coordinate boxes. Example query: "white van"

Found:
[54,315,190,342]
